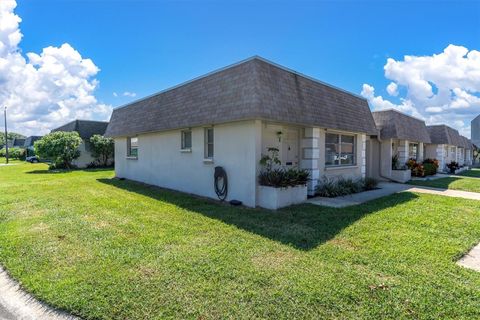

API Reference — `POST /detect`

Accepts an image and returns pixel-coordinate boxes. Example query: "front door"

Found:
[282,129,299,167]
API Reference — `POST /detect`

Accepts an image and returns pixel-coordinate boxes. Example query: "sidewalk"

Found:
[308,182,480,208]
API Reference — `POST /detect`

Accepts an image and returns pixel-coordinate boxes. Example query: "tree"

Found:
[474,144,479,165]
[89,134,114,167]
[0,132,25,147]
[35,131,82,169]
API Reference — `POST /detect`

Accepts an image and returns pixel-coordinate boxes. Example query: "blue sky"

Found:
[3,0,480,135]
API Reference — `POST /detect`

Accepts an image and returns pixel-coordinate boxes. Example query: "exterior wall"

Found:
[73,140,96,168]
[472,116,480,147]
[380,138,393,178]
[114,120,260,207]
[425,144,460,172]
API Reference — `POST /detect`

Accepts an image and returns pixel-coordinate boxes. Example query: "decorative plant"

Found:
[258,147,309,188]
[446,161,459,173]
[259,147,281,171]
[423,158,439,169]
[315,177,378,198]
[392,154,400,170]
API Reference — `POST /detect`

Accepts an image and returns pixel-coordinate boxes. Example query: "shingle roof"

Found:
[12,138,25,147]
[459,136,473,149]
[52,120,108,140]
[105,57,377,138]
[427,125,463,147]
[23,136,43,147]
[372,110,431,143]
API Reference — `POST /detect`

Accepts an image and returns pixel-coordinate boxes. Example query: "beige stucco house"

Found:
[105,56,377,207]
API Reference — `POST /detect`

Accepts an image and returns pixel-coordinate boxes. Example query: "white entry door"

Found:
[282,129,299,167]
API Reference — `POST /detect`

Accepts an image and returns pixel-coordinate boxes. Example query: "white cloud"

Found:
[0,0,111,136]
[362,44,480,137]
[122,91,136,97]
[386,82,398,96]
[113,92,118,97]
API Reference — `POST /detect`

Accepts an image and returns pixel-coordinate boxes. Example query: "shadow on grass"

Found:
[97,178,418,250]
[458,169,480,178]
[26,167,114,174]
[409,177,465,190]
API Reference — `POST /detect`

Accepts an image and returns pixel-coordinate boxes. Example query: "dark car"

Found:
[26,156,39,163]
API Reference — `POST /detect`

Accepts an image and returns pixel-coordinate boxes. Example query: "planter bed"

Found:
[257,185,308,210]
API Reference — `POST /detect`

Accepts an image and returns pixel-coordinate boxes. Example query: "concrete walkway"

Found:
[308,182,480,208]
[0,266,77,320]
[457,243,480,272]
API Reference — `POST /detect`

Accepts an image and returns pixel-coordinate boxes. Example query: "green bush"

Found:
[35,131,82,169]
[423,163,437,176]
[0,147,26,160]
[315,177,379,198]
[362,177,379,190]
[258,168,310,188]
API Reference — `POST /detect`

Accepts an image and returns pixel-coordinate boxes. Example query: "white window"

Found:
[181,130,192,150]
[325,133,356,166]
[204,128,214,159]
[127,137,138,158]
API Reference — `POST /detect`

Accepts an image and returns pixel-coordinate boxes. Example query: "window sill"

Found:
[203,158,214,164]
[325,165,358,171]
[180,148,192,153]
[126,156,138,160]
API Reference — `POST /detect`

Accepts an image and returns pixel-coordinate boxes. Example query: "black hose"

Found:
[214,166,228,201]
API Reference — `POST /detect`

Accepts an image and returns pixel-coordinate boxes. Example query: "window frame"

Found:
[409,143,418,160]
[204,127,214,160]
[325,132,356,167]
[127,136,138,158]
[181,130,192,151]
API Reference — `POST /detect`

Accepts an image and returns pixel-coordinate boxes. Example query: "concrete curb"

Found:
[0,266,79,320]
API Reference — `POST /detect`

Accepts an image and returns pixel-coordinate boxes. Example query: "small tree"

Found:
[474,144,479,165]
[89,134,114,167]
[35,131,82,169]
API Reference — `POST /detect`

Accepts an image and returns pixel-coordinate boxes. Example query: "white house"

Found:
[425,125,469,172]
[367,109,431,182]
[52,120,109,168]
[105,57,377,208]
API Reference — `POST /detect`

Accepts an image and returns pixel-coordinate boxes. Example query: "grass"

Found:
[408,169,480,193]
[0,163,480,319]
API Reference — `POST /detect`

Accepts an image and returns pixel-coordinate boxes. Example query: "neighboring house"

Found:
[12,137,26,148]
[459,136,474,166]
[472,114,480,147]
[425,125,465,172]
[23,136,43,156]
[105,56,377,207]
[52,120,109,168]
[368,109,431,181]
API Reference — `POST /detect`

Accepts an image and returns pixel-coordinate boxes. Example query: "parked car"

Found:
[26,156,39,163]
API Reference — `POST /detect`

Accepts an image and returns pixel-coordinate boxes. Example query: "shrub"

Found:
[392,154,400,170]
[362,177,379,190]
[423,158,439,169]
[0,147,26,160]
[446,161,459,173]
[422,163,437,176]
[35,132,82,169]
[406,158,425,177]
[89,135,114,167]
[258,168,310,188]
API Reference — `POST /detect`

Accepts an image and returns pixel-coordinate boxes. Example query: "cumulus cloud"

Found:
[362,44,480,137]
[0,0,111,136]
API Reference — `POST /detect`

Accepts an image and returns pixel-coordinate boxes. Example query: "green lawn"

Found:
[0,163,480,319]
[408,169,480,193]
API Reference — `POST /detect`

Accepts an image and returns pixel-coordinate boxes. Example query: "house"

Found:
[105,56,377,208]
[11,137,26,148]
[459,136,474,166]
[52,120,109,168]
[472,115,480,147]
[23,136,43,157]
[367,109,431,182]
[425,125,465,172]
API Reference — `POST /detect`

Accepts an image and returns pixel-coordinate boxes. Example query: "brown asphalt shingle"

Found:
[105,57,377,138]
[372,110,431,143]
